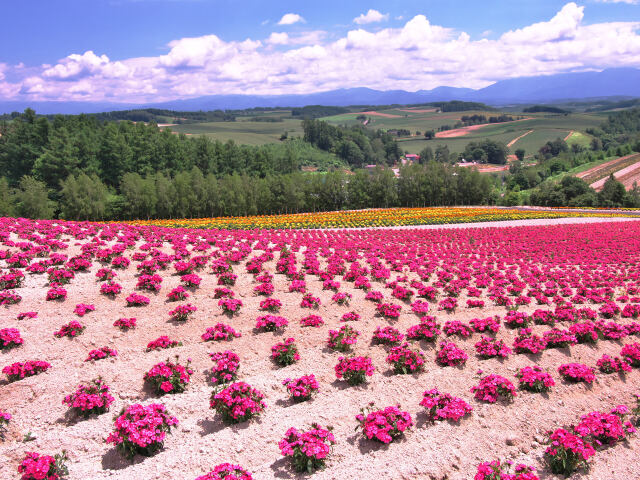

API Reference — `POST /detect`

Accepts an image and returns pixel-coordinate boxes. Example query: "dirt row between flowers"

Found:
[0,224,639,480]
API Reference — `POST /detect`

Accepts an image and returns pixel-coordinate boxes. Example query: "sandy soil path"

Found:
[507,130,534,148]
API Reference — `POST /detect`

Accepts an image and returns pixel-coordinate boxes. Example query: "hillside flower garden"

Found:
[0,216,639,479]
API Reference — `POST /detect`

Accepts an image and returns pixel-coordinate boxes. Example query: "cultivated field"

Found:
[576,153,640,187]
[1,217,640,480]
[167,107,604,157]
[169,117,303,145]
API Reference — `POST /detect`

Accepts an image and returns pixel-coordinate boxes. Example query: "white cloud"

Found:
[42,51,130,80]
[354,9,389,25]
[277,13,305,25]
[267,31,326,46]
[2,2,640,102]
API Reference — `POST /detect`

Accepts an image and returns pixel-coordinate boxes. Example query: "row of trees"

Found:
[528,175,640,208]
[0,162,497,221]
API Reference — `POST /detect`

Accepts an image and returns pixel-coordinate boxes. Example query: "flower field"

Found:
[1,217,640,479]
[127,206,639,230]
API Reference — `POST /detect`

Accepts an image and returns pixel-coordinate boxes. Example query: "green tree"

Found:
[33,126,80,189]
[120,172,157,219]
[515,148,525,161]
[0,177,15,216]
[598,174,626,207]
[59,173,109,220]
[15,176,54,219]
[434,145,450,163]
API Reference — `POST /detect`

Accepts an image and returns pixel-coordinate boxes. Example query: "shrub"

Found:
[442,320,472,338]
[341,311,360,322]
[126,293,150,307]
[279,424,335,473]
[597,354,632,374]
[259,297,281,312]
[327,325,359,351]
[435,341,468,367]
[3,360,51,382]
[474,461,539,480]
[543,328,577,348]
[386,343,425,374]
[255,315,288,332]
[406,316,440,342]
[372,325,404,345]
[210,382,266,424]
[85,347,118,362]
[282,375,319,402]
[621,342,640,367]
[53,320,85,338]
[167,286,189,302]
[545,428,595,475]
[63,378,114,417]
[376,302,402,319]
[146,336,181,352]
[419,388,473,422]
[301,314,324,327]
[516,366,555,393]
[144,357,193,395]
[471,374,516,403]
[470,316,500,334]
[271,338,300,367]
[558,363,595,384]
[209,351,240,384]
[512,328,547,354]
[0,328,23,350]
[106,403,178,459]
[113,317,137,331]
[169,303,197,322]
[218,298,242,315]
[202,323,241,342]
[334,356,375,385]
[18,451,69,480]
[194,463,253,480]
[574,409,635,447]
[355,404,413,443]
[474,336,511,359]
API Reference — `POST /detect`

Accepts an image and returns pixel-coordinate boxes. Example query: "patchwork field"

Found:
[169,117,304,145]
[1,217,640,479]
[576,153,640,187]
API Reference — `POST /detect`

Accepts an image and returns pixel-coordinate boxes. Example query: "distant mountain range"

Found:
[1,68,639,115]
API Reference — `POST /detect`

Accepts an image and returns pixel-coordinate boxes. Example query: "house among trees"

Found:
[402,154,420,165]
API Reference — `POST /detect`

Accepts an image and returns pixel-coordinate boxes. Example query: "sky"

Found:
[0,0,639,104]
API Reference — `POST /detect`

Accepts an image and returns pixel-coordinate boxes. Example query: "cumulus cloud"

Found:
[277,13,305,25]
[354,9,389,24]
[42,51,130,80]
[2,3,640,102]
[266,31,326,46]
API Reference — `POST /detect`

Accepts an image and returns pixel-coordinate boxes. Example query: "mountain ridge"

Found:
[1,68,639,115]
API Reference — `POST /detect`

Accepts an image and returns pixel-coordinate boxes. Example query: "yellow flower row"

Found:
[126,207,639,230]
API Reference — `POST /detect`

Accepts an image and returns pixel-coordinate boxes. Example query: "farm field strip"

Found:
[126,207,640,230]
[577,153,640,185]
[590,160,640,191]
[1,218,640,480]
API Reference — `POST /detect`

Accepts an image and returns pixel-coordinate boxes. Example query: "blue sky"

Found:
[0,1,638,103]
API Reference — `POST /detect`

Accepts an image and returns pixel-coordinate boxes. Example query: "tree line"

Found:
[0,162,496,221]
